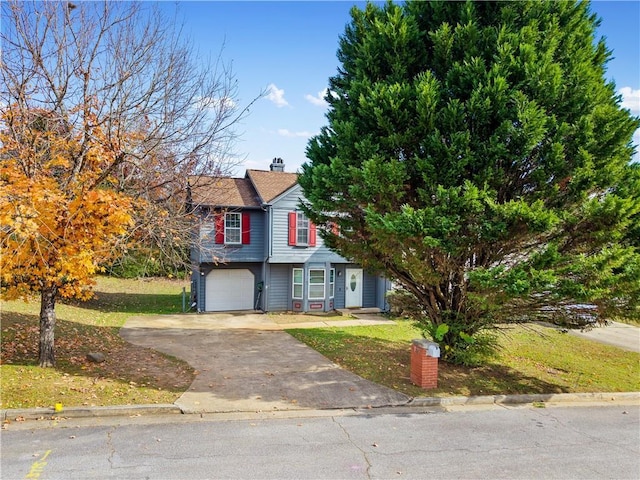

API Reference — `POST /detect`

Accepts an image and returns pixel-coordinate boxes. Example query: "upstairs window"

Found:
[215,212,251,245]
[225,212,241,244]
[297,213,309,245]
[288,211,316,247]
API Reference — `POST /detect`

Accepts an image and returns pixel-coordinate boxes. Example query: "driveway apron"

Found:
[120,314,411,413]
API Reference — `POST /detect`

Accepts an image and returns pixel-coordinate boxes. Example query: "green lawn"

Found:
[287,320,640,397]
[1,277,195,410]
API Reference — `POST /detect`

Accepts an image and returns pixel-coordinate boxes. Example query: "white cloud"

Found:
[277,128,313,138]
[266,83,289,108]
[305,88,329,107]
[618,87,640,163]
[619,87,640,114]
[304,88,339,107]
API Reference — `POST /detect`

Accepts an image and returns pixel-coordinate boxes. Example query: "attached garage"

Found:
[205,269,255,311]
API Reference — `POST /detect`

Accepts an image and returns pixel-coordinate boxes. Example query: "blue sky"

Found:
[168,1,640,174]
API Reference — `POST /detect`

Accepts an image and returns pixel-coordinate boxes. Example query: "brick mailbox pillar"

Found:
[410,339,440,389]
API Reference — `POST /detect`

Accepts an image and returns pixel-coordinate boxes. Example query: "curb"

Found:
[3,392,638,421]
[408,391,640,407]
[2,404,182,421]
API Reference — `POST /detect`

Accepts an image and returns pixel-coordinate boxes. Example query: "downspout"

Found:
[325,261,332,313]
[262,203,270,311]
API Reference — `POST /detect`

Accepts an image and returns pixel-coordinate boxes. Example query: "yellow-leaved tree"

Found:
[1,1,253,366]
[0,108,133,366]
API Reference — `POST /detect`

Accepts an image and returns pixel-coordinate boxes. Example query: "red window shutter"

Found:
[288,212,297,246]
[309,222,317,247]
[214,214,224,244]
[242,212,251,244]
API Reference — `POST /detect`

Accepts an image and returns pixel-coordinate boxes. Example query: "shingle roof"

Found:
[246,169,299,203]
[188,175,261,208]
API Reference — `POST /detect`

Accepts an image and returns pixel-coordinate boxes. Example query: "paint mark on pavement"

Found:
[25,450,52,479]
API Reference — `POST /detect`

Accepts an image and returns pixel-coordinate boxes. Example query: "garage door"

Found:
[205,269,254,311]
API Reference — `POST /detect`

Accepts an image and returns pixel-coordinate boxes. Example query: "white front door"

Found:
[345,268,363,308]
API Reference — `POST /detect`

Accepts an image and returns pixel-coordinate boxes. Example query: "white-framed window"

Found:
[292,268,303,299]
[288,211,316,247]
[329,268,335,299]
[225,212,241,244]
[308,269,325,300]
[296,212,309,245]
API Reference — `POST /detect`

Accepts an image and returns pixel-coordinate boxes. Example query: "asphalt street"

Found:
[2,403,639,479]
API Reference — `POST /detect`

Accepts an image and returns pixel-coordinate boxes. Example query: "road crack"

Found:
[332,416,372,479]
[106,427,116,469]
[540,409,639,454]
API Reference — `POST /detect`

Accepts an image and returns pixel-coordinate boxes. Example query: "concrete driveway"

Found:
[120,313,411,413]
[568,321,640,353]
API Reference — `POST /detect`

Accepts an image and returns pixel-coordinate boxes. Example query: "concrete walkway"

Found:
[120,312,410,414]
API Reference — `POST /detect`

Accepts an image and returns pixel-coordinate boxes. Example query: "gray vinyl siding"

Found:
[269,187,347,264]
[266,264,290,311]
[198,209,265,264]
[333,264,346,309]
[271,185,302,211]
[363,271,378,308]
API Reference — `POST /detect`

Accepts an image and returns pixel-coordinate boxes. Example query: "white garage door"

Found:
[205,269,254,311]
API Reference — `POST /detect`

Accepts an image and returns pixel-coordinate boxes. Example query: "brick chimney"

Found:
[270,157,285,172]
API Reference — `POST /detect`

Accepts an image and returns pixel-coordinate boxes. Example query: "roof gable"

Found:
[188,175,260,208]
[246,169,299,203]
[269,183,304,207]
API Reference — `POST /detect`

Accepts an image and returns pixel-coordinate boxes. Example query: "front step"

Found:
[336,307,382,315]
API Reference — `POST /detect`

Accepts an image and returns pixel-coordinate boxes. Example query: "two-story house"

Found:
[189,158,391,313]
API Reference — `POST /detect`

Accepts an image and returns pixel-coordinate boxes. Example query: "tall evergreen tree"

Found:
[299,1,640,364]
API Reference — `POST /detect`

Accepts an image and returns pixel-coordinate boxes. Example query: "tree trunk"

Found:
[39,285,58,368]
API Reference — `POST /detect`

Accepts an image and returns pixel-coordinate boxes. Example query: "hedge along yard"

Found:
[1,276,638,410]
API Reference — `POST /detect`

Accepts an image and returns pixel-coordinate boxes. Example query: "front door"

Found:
[345,268,363,308]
